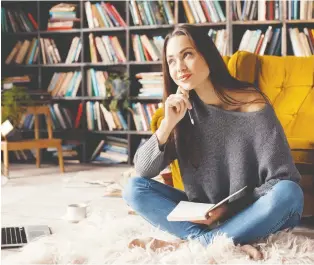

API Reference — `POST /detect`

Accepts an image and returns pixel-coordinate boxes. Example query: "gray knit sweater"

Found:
[134,93,301,213]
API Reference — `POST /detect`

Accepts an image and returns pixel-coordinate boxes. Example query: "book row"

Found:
[182,0,225,24]
[1,7,38,33]
[238,26,314,56]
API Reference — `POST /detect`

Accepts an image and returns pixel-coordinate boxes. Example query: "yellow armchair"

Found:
[151,51,314,191]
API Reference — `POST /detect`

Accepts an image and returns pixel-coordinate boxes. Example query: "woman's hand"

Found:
[191,204,228,226]
[164,87,192,130]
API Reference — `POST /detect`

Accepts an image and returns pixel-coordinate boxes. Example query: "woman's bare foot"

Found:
[240,244,263,260]
[128,237,184,251]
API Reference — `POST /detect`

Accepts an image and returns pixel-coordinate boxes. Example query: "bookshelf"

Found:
[2,0,314,165]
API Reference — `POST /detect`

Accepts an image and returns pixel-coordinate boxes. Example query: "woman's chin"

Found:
[180,83,194,91]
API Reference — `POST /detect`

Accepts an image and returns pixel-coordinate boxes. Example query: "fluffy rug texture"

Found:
[3,210,314,265]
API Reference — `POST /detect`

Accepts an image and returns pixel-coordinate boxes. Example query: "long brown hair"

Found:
[162,24,269,167]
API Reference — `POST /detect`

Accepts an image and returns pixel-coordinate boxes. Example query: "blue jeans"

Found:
[123,178,304,246]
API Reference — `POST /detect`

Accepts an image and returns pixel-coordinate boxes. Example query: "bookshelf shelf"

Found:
[128,61,162,65]
[178,22,227,27]
[39,29,82,35]
[129,24,174,30]
[82,27,127,33]
[2,31,38,36]
[285,19,314,24]
[41,63,84,68]
[129,97,162,101]
[232,20,282,25]
[2,0,314,165]
[85,63,127,67]
[5,64,39,68]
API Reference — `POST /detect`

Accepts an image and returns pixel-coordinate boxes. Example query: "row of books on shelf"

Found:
[239,26,281,55]
[85,1,126,29]
[183,0,225,24]
[5,39,39,65]
[47,69,116,98]
[48,3,80,31]
[286,0,314,20]
[289,27,314,56]
[232,0,280,21]
[238,26,314,56]
[1,7,38,33]
[208,29,228,56]
[7,136,147,164]
[17,101,161,133]
[47,70,163,98]
[129,102,161,131]
[89,33,126,63]
[132,34,164,62]
[47,71,82,97]
[234,0,314,21]
[85,101,128,131]
[129,0,174,26]
[5,26,314,66]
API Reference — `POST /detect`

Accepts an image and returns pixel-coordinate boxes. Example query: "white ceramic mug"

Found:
[66,203,90,223]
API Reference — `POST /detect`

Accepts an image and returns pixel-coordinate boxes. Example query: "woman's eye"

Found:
[183,52,192,58]
[168,59,174,65]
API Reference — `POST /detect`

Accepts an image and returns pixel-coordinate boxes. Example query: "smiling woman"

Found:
[122,24,304,260]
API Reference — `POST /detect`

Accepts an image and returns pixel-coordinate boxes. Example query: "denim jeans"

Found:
[123,178,304,246]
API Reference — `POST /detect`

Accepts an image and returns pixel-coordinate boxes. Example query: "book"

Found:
[167,186,247,222]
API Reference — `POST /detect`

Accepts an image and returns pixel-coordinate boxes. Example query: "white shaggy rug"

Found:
[3,210,314,264]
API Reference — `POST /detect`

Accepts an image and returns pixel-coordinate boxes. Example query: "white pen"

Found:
[179,85,195,126]
[188,109,194,125]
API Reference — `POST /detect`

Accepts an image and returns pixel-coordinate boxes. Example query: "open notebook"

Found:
[167,186,247,221]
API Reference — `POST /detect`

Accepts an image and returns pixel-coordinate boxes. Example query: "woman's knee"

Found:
[271,180,304,213]
[122,177,150,206]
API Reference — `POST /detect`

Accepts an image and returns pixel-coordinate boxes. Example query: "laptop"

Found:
[1,225,51,249]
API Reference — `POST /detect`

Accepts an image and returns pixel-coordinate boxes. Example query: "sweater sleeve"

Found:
[133,133,177,178]
[227,109,301,216]
[252,117,301,199]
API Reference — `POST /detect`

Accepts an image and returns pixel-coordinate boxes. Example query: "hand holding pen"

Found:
[162,86,193,131]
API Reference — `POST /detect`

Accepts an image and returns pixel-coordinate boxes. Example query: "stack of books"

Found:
[91,137,128,164]
[85,1,126,28]
[135,72,163,98]
[47,3,79,31]
[47,144,80,162]
[2,75,31,90]
[132,34,164,62]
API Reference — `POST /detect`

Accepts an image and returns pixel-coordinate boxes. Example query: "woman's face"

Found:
[166,35,210,91]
